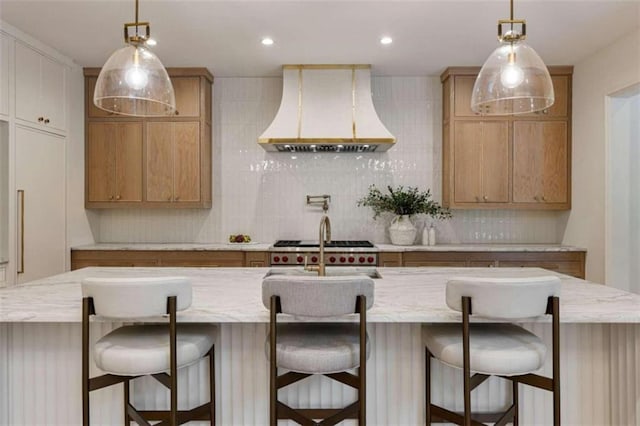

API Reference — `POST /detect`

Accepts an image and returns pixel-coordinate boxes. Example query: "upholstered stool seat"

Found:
[422,323,546,376]
[94,323,217,376]
[263,274,375,425]
[423,275,562,426]
[81,276,216,426]
[266,323,371,374]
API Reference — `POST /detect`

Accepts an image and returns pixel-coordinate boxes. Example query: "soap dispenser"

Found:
[428,224,436,246]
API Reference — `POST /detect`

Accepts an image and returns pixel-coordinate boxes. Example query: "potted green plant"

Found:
[357,185,451,245]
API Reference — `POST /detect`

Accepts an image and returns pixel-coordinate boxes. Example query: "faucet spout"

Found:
[305,214,331,276]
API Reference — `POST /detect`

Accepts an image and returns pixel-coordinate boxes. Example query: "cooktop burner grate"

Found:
[273,240,374,248]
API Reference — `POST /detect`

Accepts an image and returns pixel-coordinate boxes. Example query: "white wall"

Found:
[607,90,640,293]
[0,121,7,263]
[561,28,640,284]
[90,76,563,245]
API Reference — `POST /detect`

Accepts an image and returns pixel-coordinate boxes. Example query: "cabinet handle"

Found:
[17,190,25,274]
[483,195,488,201]
[44,118,50,124]
[174,196,180,201]
[167,196,172,201]
[534,196,539,202]
[541,195,547,202]
[109,195,114,201]
[115,195,121,200]
[542,109,549,115]
[175,110,180,116]
[37,117,44,122]
[475,196,481,202]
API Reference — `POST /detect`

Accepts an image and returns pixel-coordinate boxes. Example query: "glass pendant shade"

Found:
[471,41,554,115]
[94,44,175,116]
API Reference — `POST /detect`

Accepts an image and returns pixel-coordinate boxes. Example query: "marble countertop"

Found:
[72,243,273,252]
[72,243,585,253]
[1,267,637,324]
[375,244,586,252]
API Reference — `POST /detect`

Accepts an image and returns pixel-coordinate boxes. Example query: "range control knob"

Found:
[273,256,280,263]
[340,256,346,263]
[297,256,304,263]
[348,257,355,263]
[282,256,289,263]
[359,256,365,263]
[311,256,318,263]
[367,256,375,264]
[329,256,336,263]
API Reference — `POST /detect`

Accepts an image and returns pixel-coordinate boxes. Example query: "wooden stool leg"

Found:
[425,348,431,426]
[210,345,216,425]
[512,380,519,426]
[123,380,130,425]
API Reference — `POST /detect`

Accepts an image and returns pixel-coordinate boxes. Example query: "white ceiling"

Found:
[1,0,639,77]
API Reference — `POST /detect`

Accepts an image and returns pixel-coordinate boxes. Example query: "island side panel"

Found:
[2,322,637,425]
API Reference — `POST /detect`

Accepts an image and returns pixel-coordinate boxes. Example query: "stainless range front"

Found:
[269,240,378,266]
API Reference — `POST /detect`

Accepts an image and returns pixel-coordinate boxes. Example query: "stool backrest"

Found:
[81,276,192,318]
[446,275,561,319]
[262,275,375,317]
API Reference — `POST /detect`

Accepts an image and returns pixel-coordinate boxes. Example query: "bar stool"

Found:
[262,274,375,426]
[81,276,216,426]
[423,275,561,426]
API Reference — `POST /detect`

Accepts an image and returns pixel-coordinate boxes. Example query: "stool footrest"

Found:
[503,373,553,391]
[324,372,360,389]
[89,374,139,391]
[139,402,212,425]
[494,404,517,426]
[151,372,172,389]
[430,405,505,426]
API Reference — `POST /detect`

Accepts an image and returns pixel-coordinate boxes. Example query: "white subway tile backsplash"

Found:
[93,76,563,245]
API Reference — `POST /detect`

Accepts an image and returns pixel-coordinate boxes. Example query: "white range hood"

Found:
[258,65,395,153]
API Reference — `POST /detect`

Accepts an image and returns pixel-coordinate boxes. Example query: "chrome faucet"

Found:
[305,214,331,276]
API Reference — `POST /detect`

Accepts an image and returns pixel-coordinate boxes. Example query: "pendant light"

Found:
[94,0,175,116]
[471,0,554,115]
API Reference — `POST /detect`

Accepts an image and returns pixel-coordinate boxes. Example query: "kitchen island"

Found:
[0,267,638,425]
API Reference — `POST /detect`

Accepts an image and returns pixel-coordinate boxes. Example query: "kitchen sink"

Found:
[264,267,382,279]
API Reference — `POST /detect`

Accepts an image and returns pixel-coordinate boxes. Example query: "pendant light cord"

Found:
[134,0,139,38]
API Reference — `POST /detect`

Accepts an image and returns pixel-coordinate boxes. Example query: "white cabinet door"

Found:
[40,54,66,132]
[15,42,66,133]
[15,126,65,284]
[0,33,10,117]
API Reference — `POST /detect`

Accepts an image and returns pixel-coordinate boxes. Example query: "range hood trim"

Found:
[258,64,396,152]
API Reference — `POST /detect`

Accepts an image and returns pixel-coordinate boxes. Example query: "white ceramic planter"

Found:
[389,215,417,245]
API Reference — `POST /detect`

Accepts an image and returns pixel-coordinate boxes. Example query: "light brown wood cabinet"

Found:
[389,250,586,279]
[441,67,572,210]
[453,121,509,204]
[87,122,143,204]
[513,121,569,207]
[70,249,267,269]
[84,68,213,208]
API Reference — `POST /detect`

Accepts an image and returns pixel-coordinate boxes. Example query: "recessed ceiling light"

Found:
[145,38,157,47]
[261,37,274,46]
[380,36,393,45]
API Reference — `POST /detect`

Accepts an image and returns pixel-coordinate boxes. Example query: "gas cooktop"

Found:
[273,240,374,248]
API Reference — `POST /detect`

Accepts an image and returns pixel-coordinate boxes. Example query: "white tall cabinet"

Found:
[0,33,10,117]
[15,126,65,283]
[0,23,71,286]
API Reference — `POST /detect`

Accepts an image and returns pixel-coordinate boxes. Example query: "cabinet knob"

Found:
[175,110,180,116]
[542,109,549,115]
[109,195,114,201]
[534,196,539,202]
[541,195,547,202]
[38,117,44,122]
[475,196,481,202]
[115,195,121,200]
[44,118,50,124]
[483,195,488,201]
[167,196,172,201]
[174,196,180,201]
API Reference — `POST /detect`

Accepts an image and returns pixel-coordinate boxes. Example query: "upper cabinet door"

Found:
[513,121,569,206]
[172,77,201,117]
[453,76,480,117]
[0,33,10,117]
[521,76,569,118]
[15,42,66,133]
